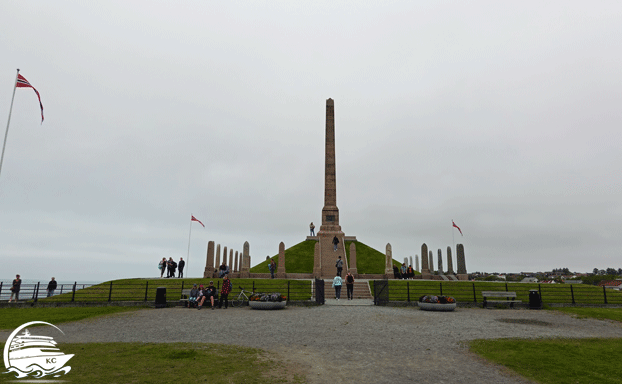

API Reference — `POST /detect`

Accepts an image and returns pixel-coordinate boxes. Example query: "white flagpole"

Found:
[186,214,193,277]
[452,219,455,254]
[0,69,20,181]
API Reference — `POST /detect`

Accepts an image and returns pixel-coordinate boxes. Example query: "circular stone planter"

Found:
[418,302,457,311]
[249,301,287,310]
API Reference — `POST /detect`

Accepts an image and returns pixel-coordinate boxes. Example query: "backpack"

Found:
[172,261,177,268]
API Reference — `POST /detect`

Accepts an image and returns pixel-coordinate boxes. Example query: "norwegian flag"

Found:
[16,74,44,123]
[191,215,205,228]
[452,220,463,236]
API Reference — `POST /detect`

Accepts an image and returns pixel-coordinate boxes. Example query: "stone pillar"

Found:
[437,249,443,275]
[317,98,345,278]
[428,251,434,274]
[320,98,339,230]
[277,242,286,278]
[403,257,408,267]
[457,244,467,280]
[421,244,430,278]
[313,242,321,278]
[223,246,228,269]
[240,241,250,278]
[415,255,419,272]
[238,251,243,274]
[446,246,454,274]
[349,242,358,276]
[234,251,238,272]
[409,256,413,268]
[229,249,233,272]
[215,244,221,276]
[203,241,215,278]
[385,243,393,277]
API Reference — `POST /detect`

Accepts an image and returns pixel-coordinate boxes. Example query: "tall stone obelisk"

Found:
[317,98,346,277]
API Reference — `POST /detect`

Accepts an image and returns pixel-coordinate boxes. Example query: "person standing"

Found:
[219,276,232,309]
[46,277,57,298]
[332,274,343,300]
[9,274,21,302]
[268,258,276,279]
[345,272,354,300]
[159,258,167,278]
[400,263,407,279]
[309,222,315,236]
[170,259,177,278]
[335,255,343,277]
[178,258,185,278]
[332,236,339,251]
[167,257,174,278]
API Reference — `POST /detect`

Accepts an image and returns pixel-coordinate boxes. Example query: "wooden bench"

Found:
[481,291,522,308]
[180,289,192,307]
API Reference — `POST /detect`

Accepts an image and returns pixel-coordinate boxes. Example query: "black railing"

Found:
[1,280,313,303]
[372,280,622,305]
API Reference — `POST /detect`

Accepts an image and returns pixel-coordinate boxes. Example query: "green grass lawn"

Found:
[250,239,404,275]
[0,342,305,383]
[469,338,622,384]
[40,278,312,303]
[369,280,622,305]
[550,307,622,322]
[251,240,316,273]
[0,306,144,330]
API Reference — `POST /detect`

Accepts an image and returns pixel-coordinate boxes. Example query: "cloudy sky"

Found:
[1,1,621,282]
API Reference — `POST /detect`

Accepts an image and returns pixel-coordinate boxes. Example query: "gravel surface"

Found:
[3,304,621,383]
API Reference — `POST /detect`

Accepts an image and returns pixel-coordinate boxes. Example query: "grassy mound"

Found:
[250,239,406,274]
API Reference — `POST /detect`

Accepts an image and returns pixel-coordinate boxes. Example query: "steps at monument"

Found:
[447,275,458,281]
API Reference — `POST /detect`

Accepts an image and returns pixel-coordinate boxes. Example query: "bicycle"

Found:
[230,286,253,307]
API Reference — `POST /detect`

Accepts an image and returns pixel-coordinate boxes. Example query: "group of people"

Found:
[188,275,233,310]
[332,270,355,300]
[393,263,415,279]
[7,275,57,302]
[159,257,185,278]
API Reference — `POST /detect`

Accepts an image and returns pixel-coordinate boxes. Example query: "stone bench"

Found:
[481,291,522,308]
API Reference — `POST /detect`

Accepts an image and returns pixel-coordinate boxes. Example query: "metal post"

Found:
[440,282,443,296]
[505,283,508,291]
[538,284,542,301]
[34,282,40,302]
[71,282,76,302]
[144,281,149,301]
[108,281,113,302]
[0,282,2,299]
[287,281,290,300]
[407,281,410,302]
[253,281,255,293]
[603,286,608,304]
[570,285,575,304]
[472,283,477,303]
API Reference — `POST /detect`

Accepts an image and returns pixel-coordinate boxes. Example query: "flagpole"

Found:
[452,219,455,254]
[0,69,20,181]
[186,214,193,277]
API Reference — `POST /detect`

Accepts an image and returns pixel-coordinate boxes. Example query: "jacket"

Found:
[332,276,343,287]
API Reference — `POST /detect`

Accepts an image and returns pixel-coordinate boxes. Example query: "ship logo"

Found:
[3,321,73,379]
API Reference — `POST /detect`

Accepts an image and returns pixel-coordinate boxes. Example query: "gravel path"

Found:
[3,304,621,383]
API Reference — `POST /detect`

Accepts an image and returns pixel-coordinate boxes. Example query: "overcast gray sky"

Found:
[1,1,621,282]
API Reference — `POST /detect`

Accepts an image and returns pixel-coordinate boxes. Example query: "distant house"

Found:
[598,280,622,290]
[521,277,538,283]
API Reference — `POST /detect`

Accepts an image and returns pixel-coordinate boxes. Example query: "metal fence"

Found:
[1,280,313,303]
[372,280,622,305]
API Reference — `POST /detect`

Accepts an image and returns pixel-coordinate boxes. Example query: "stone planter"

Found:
[249,301,287,310]
[418,302,457,311]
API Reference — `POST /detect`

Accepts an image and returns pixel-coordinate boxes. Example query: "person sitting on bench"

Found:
[189,284,200,308]
[198,281,218,310]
